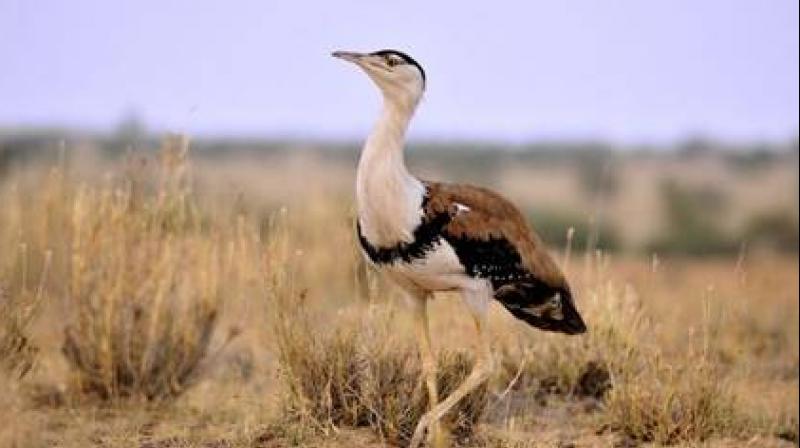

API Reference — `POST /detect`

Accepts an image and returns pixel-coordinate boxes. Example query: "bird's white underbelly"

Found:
[377,239,470,292]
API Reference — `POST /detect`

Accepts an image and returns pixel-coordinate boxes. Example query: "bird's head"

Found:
[332,49,426,108]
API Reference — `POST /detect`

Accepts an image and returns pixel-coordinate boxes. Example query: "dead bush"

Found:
[61,136,224,401]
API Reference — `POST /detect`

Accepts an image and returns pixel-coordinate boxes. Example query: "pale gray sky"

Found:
[1,0,798,143]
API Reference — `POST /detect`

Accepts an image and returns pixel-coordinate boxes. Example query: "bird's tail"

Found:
[494,283,586,335]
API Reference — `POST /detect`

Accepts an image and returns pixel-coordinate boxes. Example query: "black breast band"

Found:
[356,198,451,264]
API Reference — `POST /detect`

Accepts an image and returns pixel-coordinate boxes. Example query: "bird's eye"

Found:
[385,56,400,67]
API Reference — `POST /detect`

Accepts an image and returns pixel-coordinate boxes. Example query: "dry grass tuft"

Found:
[60,136,226,401]
[273,292,489,446]
[0,236,50,381]
[604,359,742,444]
[0,273,44,380]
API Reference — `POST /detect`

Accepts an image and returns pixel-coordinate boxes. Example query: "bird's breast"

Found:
[356,216,471,292]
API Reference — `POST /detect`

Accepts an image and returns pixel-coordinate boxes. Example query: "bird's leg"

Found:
[412,294,446,448]
[409,310,493,448]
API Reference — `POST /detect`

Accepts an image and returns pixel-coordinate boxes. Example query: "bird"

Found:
[332,49,587,448]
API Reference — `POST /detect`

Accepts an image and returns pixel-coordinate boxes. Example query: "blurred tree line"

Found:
[1,127,797,257]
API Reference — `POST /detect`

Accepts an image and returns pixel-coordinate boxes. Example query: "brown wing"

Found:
[423,180,586,335]
[423,180,566,287]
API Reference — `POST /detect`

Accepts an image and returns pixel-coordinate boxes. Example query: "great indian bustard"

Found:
[333,49,587,448]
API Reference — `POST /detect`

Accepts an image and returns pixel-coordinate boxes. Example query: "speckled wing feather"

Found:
[423,181,586,334]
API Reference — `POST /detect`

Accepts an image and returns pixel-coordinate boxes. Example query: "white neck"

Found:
[356,97,425,247]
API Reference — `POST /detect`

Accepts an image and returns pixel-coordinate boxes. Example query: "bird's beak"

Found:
[332,50,366,64]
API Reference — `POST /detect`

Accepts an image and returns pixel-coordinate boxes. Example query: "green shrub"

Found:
[646,181,738,255]
[527,208,621,252]
[742,210,799,253]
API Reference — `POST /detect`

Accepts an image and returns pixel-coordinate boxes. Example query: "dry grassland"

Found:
[0,139,796,447]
